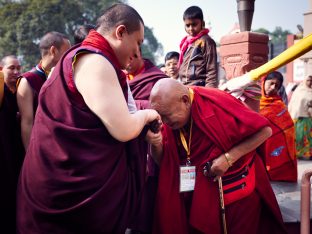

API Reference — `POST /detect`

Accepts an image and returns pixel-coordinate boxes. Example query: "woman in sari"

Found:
[288,75,312,160]
[259,71,297,182]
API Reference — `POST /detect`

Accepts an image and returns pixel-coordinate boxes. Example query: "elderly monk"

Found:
[17,4,160,234]
[148,78,286,234]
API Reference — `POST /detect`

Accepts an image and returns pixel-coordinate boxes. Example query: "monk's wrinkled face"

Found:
[151,94,191,130]
[264,77,281,96]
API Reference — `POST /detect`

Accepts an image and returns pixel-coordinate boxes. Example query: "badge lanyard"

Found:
[179,88,196,193]
[179,118,193,166]
[179,88,194,166]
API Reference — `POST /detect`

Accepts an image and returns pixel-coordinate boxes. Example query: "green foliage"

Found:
[270,27,291,44]
[0,2,25,59]
[142,26,163,64]
[253,27,270,35]
[0,0,163,70]
[253,26,291,43]
[254,26,291,64]
[15,0,84,69]
[72,0,118,23]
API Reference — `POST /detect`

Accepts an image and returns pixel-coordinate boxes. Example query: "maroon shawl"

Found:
[153,87,286,234]
[22,63,47,112]
[129,59,167,110]
[17,31,146,233]
[128,59,166,232]
[0,85,24,233]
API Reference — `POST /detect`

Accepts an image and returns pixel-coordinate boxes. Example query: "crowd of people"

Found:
[0,3,311,234]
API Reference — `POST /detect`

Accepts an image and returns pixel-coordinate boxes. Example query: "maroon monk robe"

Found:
[153,87,286,234]
[22,63,47,112]
[0,85,24,234]
[129,58,167,110]
[128,59,166,232]
[128,58,166,177]
[17,31,147,234]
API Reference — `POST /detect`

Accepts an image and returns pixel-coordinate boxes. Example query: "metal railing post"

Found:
[301,169,312,234]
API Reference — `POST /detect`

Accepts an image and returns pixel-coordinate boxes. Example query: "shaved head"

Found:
[150,78,188,105]
[96,3,144,34]
[0,55,21,90]
[150,78,192,129]
[0,55,19,67]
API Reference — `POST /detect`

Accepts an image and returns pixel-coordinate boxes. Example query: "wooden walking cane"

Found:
[203,162,227,234]
[218,177,227,234]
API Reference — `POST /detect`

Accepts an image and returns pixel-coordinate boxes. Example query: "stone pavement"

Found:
[271,160,312,223]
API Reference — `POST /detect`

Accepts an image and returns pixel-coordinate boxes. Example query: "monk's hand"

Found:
[148,119,162,133]
[145,129,162,146]
[210,154,231,182]
[146,109,161,124]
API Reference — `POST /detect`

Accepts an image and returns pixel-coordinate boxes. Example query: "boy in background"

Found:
[178,6,218,87]
[164,51,180,81]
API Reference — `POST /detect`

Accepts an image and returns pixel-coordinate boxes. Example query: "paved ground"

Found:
[271,160,312,223]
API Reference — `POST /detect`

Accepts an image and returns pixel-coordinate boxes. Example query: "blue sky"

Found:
[128,0,309,62]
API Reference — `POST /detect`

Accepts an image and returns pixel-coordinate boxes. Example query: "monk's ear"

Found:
[115,25,127,40]
[181,94,191,107]
[50,45,57,56]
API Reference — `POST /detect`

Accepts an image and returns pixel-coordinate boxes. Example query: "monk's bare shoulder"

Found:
[74,53,116,83]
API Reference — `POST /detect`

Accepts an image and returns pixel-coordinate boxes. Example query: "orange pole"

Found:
[301,169,312,234]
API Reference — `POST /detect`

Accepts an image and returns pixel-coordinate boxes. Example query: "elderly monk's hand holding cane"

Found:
[203,125,272,234]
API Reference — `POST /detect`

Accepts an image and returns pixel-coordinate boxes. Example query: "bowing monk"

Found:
[148,78,286,234]
[17,4,160,234]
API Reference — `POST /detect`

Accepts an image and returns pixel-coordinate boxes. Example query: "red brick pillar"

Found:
[219,31,269,111]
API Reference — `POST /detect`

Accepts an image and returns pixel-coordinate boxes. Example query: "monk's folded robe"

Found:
[17,31,147,234]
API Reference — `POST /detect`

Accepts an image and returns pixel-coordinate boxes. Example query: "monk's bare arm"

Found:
[211,126,272,176]
[74,53,159,142]
[146,130,163,165]
[17,78,34,150]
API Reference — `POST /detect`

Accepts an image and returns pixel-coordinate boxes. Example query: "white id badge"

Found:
[179,166,196,192]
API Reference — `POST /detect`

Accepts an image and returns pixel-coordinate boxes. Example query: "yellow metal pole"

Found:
[249,33,312,81]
